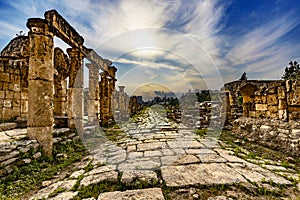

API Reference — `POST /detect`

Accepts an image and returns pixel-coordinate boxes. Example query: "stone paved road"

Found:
[29,108,299,199]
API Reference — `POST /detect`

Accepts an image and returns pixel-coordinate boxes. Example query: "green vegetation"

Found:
[282,60,300,80]
[0,139,87,199]
[194,129,207,137]
[239,72,248,81]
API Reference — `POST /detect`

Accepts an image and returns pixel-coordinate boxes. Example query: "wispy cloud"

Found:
[1,0,300,93]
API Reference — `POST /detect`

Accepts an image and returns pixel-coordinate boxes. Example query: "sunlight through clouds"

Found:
[1,0,300,94]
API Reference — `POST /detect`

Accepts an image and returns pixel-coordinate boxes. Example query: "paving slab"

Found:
[49,191,78,200]
[167,140,203,149]
[198,154,227,163]
[118,157,161,170]
[80,171,118,187]
[161,163,247,187]
[98,188,165,200]
[137,142,165,151]
[121,170,158,183]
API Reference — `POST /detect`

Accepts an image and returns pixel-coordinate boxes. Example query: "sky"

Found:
[1,0,300,96]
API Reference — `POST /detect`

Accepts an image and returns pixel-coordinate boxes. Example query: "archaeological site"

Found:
[0,9,299,200]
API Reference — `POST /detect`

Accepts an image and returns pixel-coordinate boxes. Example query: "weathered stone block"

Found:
[21,91,28,100]
[249,111,256,118]
[12,106,20,117]
[277,87,286,100]
[255,104,268,111]
[21,101,28,113]
[267,87,277,94]
[8,83,14,91]
[268,105,278,113]
[27,126,53,156]
[0,73,9,82]
[5,91,13,99]
[13,84,20,92]
[4,100,12,107]
[278,99,287,110]
[2,83,8,90]
[267,94,278,105]
[12,99,20,107]
[27,80,53,127]
[3,107,13,120]
[254,95,267,104]
[243,96,253,103]
[278,109,287,120]
[13,92,20,99]
[0,91,4,99]
[14,75,20,83]
[287,88,300,105]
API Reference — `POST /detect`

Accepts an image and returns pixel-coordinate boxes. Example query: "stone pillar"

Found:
[100,71,109,127]
[86,63,99,123]
[54,75,67,116]
[26,18,54,157]
[108,66,117,124]
[278,86,288,121]
[119,86,126,119]
[108,78,115,123]
[67,48,84,136]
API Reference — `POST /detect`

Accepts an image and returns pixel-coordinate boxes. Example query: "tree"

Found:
[239,72,247,81]
[282,61,300,80]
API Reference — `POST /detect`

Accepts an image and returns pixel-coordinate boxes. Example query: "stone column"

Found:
[119,86,126,119]
[67,48,84,136]
[108,78,115,123]
[86,63,99,123]
[54,74,67,116]
[99,71,109,127]
[108,66,117,124]
[26,18,54,157]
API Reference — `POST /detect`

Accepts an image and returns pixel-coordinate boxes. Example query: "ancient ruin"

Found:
[222,79,300,155]
[0,10,127,156]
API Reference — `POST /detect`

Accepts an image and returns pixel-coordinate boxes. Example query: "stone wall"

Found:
[223,80,300,123]
[232,118,300,156]
[0,57,28,121]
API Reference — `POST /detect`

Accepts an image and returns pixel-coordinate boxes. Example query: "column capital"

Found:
[67,48,85,59]
[118,86,125,93]
[108,66,117,78]
[27,18,53,37]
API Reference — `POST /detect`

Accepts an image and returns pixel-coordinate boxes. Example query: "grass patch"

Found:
[0,139,87,199]
[48,187,66,198]
[194,129,207,137]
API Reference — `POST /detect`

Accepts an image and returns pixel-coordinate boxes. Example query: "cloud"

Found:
[1,0,300,92]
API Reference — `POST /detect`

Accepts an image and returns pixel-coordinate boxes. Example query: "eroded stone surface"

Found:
[97,188,165,200]
[80,171,118,187]
[161,163,247,187]
[121,170,158,184]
